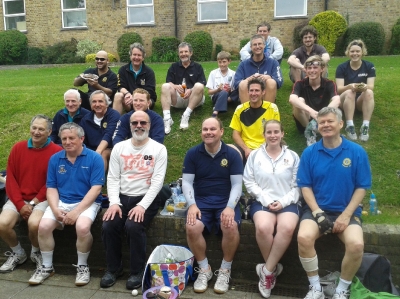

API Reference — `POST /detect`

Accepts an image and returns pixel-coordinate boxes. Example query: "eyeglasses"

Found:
[305,61,321,67]
[130,121,150,126]
[95,57,106,61]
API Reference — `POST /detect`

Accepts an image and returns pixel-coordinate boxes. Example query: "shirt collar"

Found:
[27,137,51,149]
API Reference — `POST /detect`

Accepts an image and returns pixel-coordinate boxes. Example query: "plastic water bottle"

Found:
[369,193,377,215]
[165,253,175,263]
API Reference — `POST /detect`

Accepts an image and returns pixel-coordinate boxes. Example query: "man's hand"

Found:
[221,207,235,228]
[128,205,145,222]
[332,212,350,234]
[312,209,334,235]
[20,205,33,221]
[124,93,133,106]
[63,209,80,225]
[86,78,99,88]
[186,204,201,226]
[223,84,231,93]
[103,204,122,221]
[55,209,66,222]
[268,201,283,212]
[183,88,192,99]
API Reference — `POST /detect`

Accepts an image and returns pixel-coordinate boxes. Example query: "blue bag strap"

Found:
[186,264,194,281]
[161,269,171,287]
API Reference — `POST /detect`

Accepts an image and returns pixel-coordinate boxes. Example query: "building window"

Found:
[61,0,87,28]
[274,0,307,18]
[198,0,227,22]
[127,0,154,25]
[3,0,26,31]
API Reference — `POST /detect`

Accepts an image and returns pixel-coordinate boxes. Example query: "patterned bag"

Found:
[142,244,194,296]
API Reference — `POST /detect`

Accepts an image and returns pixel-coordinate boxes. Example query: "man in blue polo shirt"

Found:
[296,107,371,299]
[182,117,243,295]
[29,123,104,287]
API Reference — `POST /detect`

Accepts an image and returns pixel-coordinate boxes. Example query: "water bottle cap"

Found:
[370,193,376,199]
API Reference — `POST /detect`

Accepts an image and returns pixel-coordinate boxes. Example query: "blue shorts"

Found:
[249,201,301,220]
[301,206,362,227]
[199,205,241,235]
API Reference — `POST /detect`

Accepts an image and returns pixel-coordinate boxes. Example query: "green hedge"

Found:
[0,30,28,65]
[342,22,385,55]
[149,36,180,62]
[389,18,400,55]
[42,39,83,64]
[76,39,102,58]
[240,38,250,50]
[183,31,213,61]
[26,47,44,65]
[117,32,143,63]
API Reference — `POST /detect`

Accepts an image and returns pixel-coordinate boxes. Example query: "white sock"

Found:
[197,258,209,271]
[220,259,232,270]
[41,250,53,268]
[336,277,351,294]
[11,243,24,255]
[183,108,193,117]
[31,245,40,254]
[77,251,90,266]
[308,274,322,291]
[346,120,354,127]
[262,264,273,275]
[362,120,370,127]
[163,110,171,119]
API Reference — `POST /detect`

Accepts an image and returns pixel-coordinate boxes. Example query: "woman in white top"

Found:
[243,120,301,299]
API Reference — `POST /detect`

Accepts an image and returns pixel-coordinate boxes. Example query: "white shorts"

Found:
[172,92,205,109]
[2,199,48,213]
[42,201,101,227]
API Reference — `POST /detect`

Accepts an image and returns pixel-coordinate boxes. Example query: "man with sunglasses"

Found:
[289,55,340,146]
[101,111,167,290]
[74,50,118,110]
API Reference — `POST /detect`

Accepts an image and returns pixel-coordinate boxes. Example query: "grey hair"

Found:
[178,42,193,53]
[64,89,81,102]
[129,42,146,57]
[250,34,265,44]
[58,122,85,138]
[89,90,111,106]
[317,107,342,122]
[30,114,52,131]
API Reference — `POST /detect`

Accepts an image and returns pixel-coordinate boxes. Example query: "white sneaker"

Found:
[30,251,43,269]
[28,265,55,285]
[74,264,90,286]
[304,285,325,299]
[359,125,369,141]
[164,118,173,135]
[180,114,190,130]
[0,250,27,273]
[193,265,213,293]
[332,290,350,299]
[345,126,357,140]
[213,268,231,294]
[256,263,283,298]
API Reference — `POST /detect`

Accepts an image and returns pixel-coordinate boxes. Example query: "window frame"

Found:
[61,0,87,29]
[3,0,26,31]
[197,0,228,23]
[126,0,155,26]
[274,0,307,18]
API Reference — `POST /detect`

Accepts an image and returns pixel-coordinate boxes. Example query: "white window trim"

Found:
[126,0,155,25]
[274,0,307,18]
[197,0,227,23]
[3,0,26,31]
[61,0,87,29]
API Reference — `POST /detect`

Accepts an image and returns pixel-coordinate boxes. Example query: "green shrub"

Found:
[342,22,385,55]
[282,46,291,59]
[117,32,143,63]
[76,39,102,58]
[26,47,43,65]
[0,30,28,65]
[214,44,223,60]
[309,11,347,55]
[42,38,84,64]
[240,38,250,50]
[389,18,400,55]
[149,36,180,62]
[183,31,213,61]
[292,20,310,49]
[85,53,117,63]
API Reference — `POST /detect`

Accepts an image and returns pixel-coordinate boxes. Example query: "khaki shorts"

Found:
[2,199,48,213]
[172,92,205,109]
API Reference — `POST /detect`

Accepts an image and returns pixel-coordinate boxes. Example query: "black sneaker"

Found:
[100,266,123,288]
[126,272,143,290]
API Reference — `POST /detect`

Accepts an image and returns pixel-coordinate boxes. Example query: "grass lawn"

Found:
[0,56,399,224]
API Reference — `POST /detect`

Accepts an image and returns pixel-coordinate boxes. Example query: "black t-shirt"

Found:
[335,60,376,85]
[165,61,206,88]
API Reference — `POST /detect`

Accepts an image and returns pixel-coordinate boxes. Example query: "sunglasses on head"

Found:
[351,42,362,48]
[130,121,149,126]
[95,57,106,61]
[305,61,321,67]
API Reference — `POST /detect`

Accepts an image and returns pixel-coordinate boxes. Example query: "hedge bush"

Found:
[26,47,44,65]
[117,32,143,63]
[214,44,223,60]
[85,53,117,63]
[76,39,102,58]
[309,11,347,55]
[183,31,213,61]
[342,22,385,55]
[149,36,180,62]
[292,20,310,50]
[0,30,28,65]
[240,38,250,50]
[389,18,400,55]
[42,39,84,64]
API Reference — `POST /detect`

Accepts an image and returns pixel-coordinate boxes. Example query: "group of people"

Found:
[0,21,375,299]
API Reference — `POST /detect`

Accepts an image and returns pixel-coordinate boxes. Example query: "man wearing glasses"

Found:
[74,50,118,110]
[101,111,167,290]
[289,55,340,146]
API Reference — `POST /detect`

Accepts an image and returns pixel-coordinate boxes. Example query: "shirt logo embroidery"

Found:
[221,159,228,167]
[342,158,351,167]
[58,165,67,174]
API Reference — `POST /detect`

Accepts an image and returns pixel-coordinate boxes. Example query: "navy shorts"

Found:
[249,200,302,220]
[199,204,241,235]
[301,206,362,227]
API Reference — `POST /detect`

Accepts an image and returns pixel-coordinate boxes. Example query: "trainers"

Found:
[0,251,27,273]
[30,251,42,269]
[180,114,190,130]
[304,120,318,146]
[164,118,173,135]
[193,265,213,293]
[359,125,369,141]
[28,265,55,285]
[74,264,90,286]
[126,272,143,290]
[100,266,123,288]
[332,290,350,299]
[304,285,325,299]
[214,268,231,294]
[345,126,357,140]
[256,263,283,298]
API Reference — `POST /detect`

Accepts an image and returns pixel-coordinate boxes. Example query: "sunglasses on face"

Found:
[305,61,321,67]
[95,57,106,61]
[130,121,150,126]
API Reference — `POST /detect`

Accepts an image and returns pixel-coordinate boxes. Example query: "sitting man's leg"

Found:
[238,80,249,103]
[212,90,229,117]
[101,148,111,175]
[340,90,357,140]
[161,83,177,135]
[113,92,133,115]
[356,90,374,142]
[180,83,205,130]
[27,202,48,268]
[264,78,277,103]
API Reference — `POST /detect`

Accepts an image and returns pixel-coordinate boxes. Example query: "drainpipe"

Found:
[325,0,329,11]
[174,0,178,38]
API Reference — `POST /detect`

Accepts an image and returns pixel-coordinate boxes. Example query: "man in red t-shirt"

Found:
[0,115,61,273]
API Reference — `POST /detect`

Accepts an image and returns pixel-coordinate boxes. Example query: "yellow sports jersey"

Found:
[229,101,280,150]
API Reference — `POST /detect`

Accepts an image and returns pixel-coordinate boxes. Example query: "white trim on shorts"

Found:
[2,199,48,213]
[171,91,205,109]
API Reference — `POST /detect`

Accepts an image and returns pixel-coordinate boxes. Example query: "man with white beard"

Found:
[100,111,168,290]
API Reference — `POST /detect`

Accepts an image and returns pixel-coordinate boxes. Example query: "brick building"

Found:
[1,0,399,58]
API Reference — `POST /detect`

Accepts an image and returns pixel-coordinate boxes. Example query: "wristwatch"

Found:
[29,200,36,207]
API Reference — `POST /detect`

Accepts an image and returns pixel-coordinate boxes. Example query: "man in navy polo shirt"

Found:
[182,117,243,294]
[29,123,104,287]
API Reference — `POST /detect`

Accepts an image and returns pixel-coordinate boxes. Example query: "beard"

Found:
[131,127,149,141]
